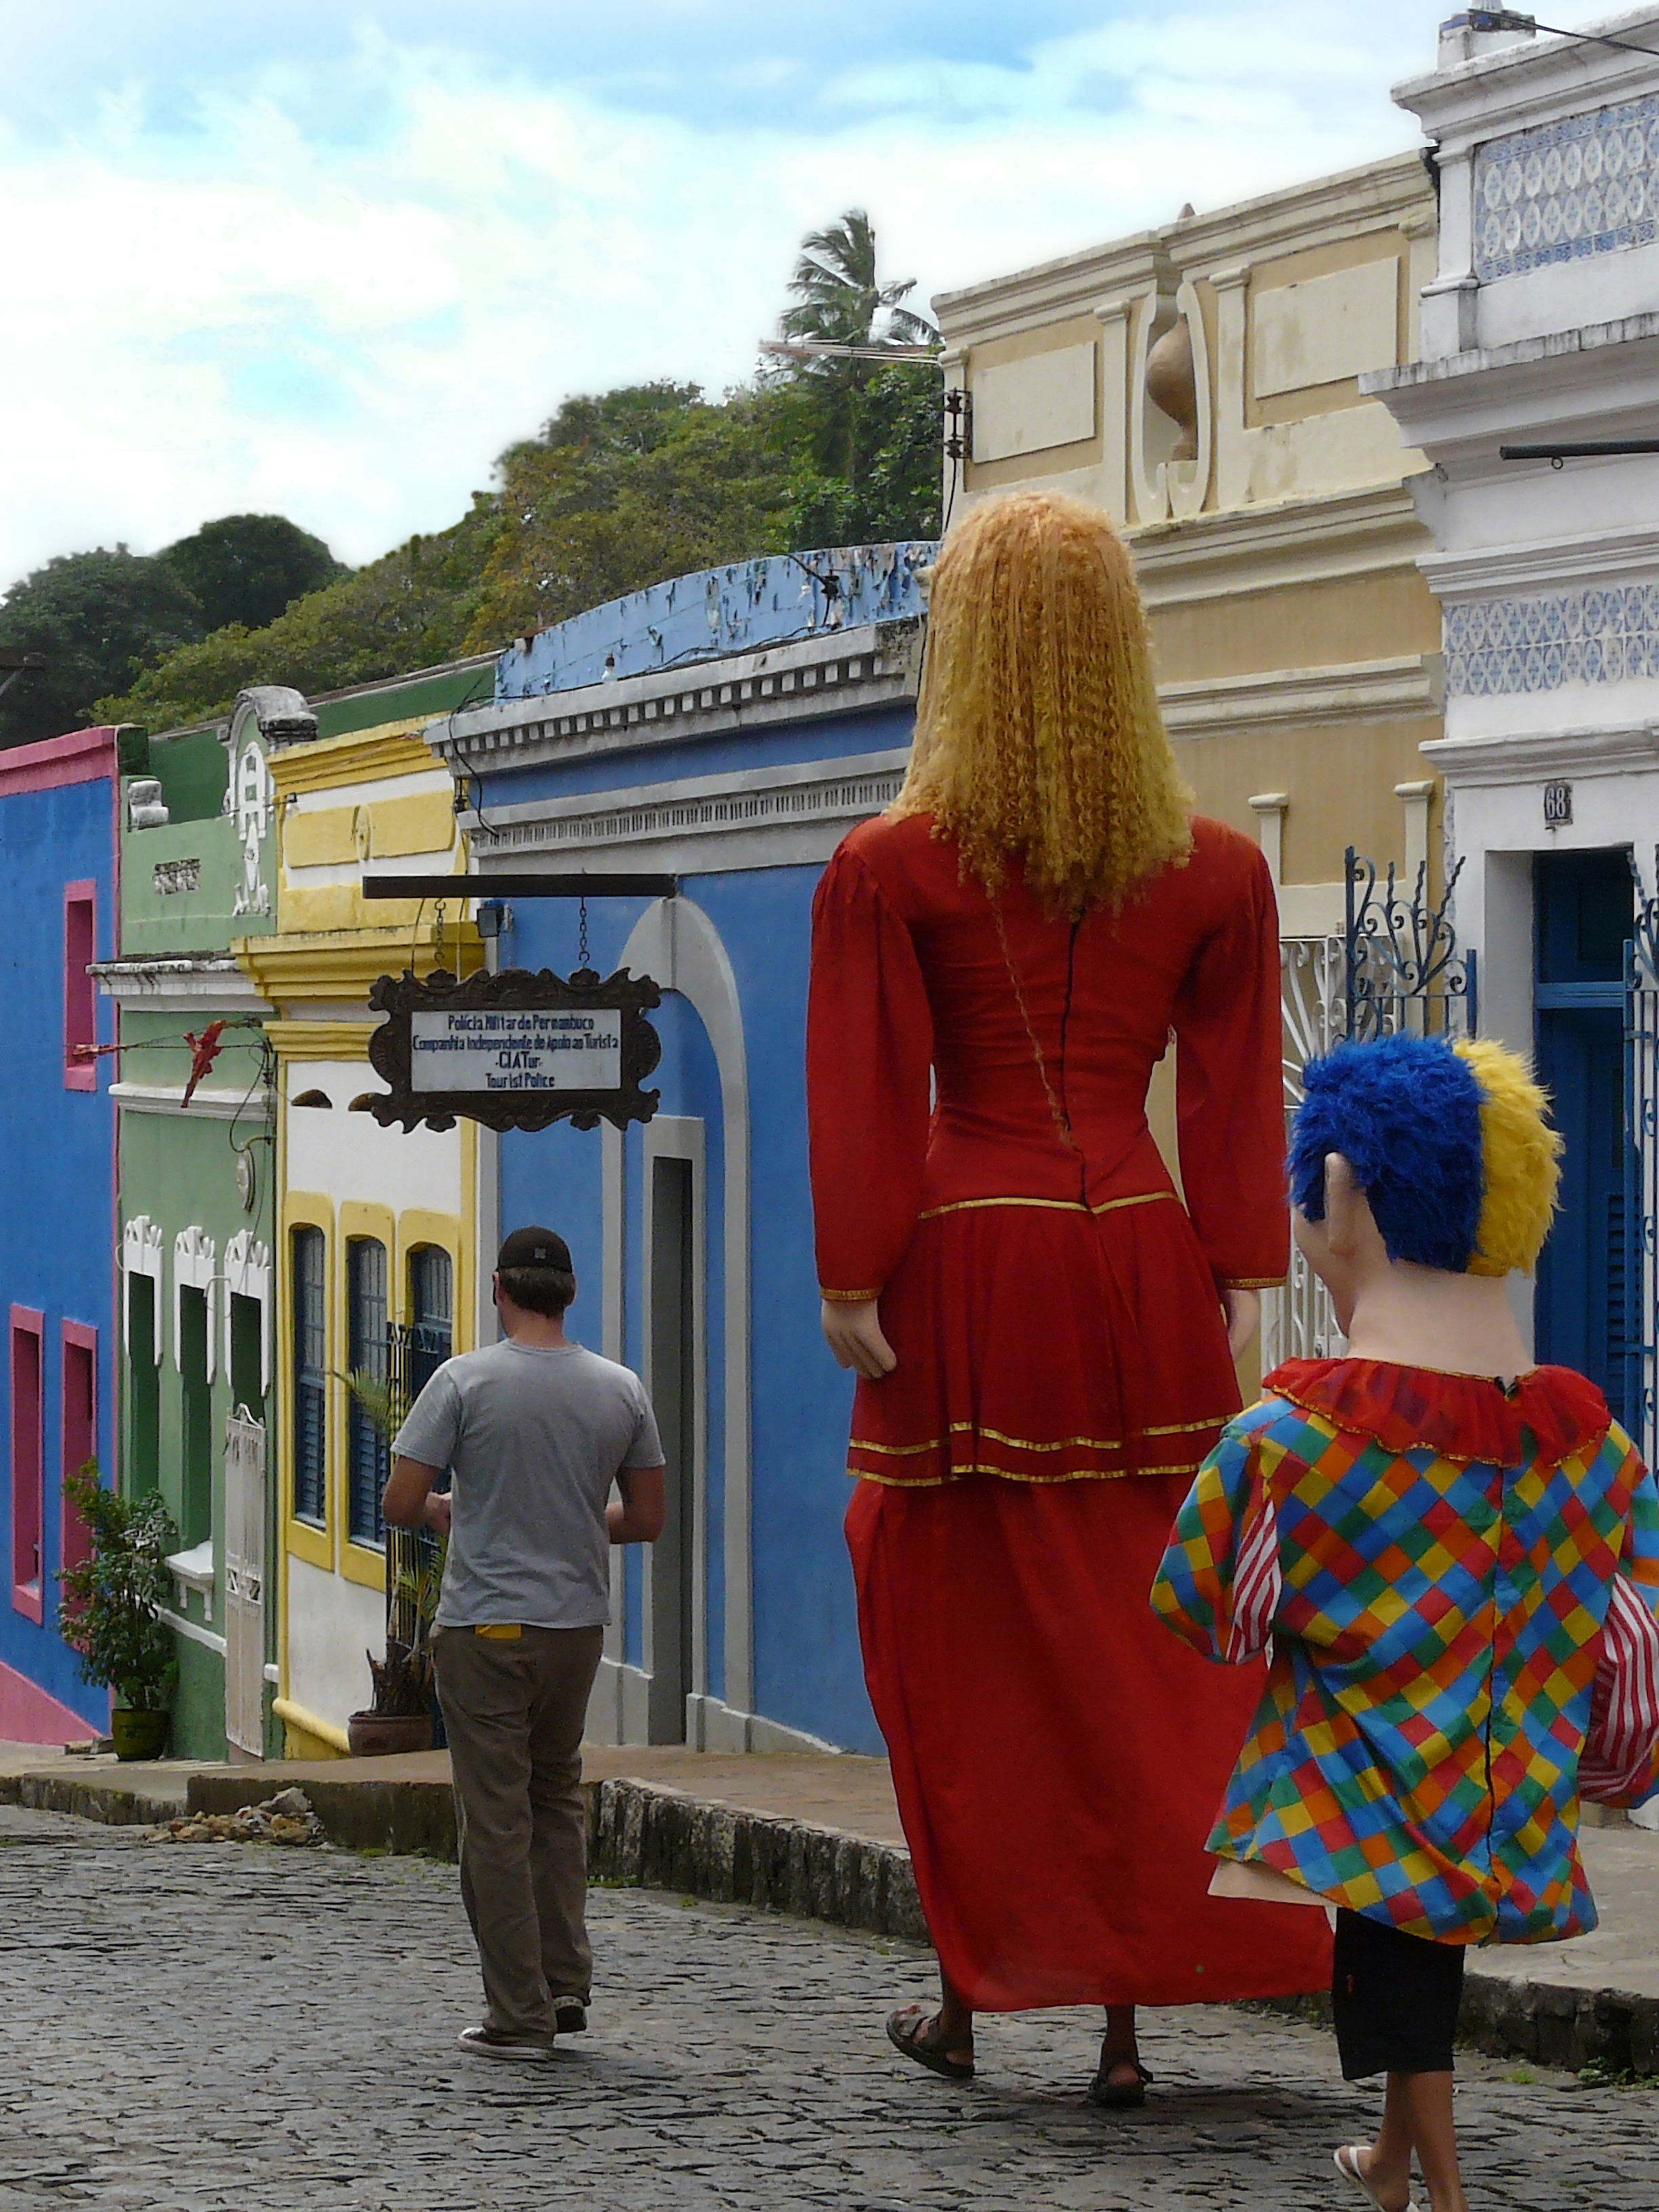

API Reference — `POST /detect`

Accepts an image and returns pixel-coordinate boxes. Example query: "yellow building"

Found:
[233,677,485,1757]
[935,153,1448,1363]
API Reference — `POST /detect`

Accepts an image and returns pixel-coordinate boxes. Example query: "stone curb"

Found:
[9,1762,1658,2071]
[2,1766,930,1942]
[0,1771,186,1828]
[584,1778,928,1942]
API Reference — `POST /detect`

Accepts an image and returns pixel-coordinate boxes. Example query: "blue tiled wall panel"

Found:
[1475,96,1659,281]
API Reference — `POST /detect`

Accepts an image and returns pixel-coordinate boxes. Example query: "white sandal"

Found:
[1334,2144,1423,2212]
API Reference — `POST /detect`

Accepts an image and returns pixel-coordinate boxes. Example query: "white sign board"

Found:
[410,1007,622,1094]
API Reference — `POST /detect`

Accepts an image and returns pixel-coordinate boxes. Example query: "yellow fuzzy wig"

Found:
[1454,1038,1563,1277]
[891,489,1193,914]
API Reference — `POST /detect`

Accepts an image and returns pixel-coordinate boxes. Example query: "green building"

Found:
[97,689,292,1759]
[99,663,494,1762]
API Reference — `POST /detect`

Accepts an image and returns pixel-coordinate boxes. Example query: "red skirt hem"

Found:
[848,1472,1332,2012]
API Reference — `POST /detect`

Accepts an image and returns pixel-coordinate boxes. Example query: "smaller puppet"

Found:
[1153,1032,1659,2212]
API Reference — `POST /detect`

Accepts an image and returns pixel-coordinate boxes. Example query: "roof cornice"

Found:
[1365,312,1659,453]
[1394,11,1659,153]
[266,725,442,797]
[935,155,1431,348]
[435,619,923,775]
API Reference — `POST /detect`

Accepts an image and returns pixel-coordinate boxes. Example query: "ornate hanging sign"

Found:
[365,965,661,1133]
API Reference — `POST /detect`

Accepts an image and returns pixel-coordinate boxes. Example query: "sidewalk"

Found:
[5,1737,1657,2074]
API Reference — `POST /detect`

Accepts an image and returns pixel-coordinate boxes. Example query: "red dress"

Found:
[807,811,1332,2009]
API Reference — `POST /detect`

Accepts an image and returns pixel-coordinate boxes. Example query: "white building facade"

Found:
[1372,9,1659,1450]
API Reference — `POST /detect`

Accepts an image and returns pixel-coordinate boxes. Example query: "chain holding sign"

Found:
[366,964,661,1134]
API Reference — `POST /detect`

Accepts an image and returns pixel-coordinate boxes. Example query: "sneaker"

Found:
[554,1999,588,2036]
[457,2024,558,2064]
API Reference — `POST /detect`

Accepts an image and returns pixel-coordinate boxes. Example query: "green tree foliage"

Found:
[99,499,499,731]
[58,1465,178,1713]
[777,363,943,548]
[465,383,796,649]
[159,512,346,634]
[0,549,205,749]
[776,207,939,490]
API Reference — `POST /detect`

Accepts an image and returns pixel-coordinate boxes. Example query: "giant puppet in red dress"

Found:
[806,489,1330,2098]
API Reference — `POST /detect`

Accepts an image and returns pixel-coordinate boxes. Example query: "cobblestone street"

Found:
[1,1803,1656,2211]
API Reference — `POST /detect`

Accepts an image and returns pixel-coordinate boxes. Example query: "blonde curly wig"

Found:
[892,489,1193,913]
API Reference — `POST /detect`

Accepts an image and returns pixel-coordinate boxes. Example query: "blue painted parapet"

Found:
[496,542,936,701]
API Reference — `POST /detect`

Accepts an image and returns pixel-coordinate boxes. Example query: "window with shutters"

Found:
[347,1238,389,1549]
[291,1227,327,1527]
[11,1308,44,1622]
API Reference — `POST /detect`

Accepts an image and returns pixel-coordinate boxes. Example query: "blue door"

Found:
[1534,850,1632,1419]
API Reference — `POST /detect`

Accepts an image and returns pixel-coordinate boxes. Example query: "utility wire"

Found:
[1469,10,1659,58]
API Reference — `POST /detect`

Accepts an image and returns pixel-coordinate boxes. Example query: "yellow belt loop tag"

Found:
[475,1624,523,1641]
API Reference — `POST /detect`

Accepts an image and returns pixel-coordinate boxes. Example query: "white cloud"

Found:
[0,3,1618,590]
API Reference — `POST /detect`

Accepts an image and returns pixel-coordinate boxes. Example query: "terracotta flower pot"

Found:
[111,1708,169,1763]
[346,1710,434,1758]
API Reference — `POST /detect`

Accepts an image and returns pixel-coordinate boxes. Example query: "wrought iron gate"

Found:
[1625,868,1659,1471]
[1261,850,1477,1373]
[223,1407,268,1756]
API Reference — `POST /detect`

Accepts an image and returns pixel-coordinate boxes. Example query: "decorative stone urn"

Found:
[1144,314,1200,463]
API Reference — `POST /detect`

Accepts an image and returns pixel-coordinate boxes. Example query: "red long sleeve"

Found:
[1172,842,1289,1289]
[806,842,935,1299]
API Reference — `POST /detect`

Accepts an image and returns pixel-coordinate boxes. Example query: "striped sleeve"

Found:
[1151,1417,1281,1664]
[1581,1444,1659,1808]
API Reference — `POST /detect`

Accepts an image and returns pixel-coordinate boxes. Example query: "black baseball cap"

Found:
[496,1226,573,1273]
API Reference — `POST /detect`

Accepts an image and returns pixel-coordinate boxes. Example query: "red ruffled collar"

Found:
[1264,1358,1612,1473]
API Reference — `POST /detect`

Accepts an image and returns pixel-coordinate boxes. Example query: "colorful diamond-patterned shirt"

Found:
[1151,1359,1659,1946]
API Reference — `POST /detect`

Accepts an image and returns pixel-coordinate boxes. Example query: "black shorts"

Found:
[1330,1907,1467,2079]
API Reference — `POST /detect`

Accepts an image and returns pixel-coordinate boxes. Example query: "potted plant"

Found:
[58,1462,178,1761]
[338,1366,446,1757]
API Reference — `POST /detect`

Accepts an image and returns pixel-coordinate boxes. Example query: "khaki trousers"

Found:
[433,1623,604,2037]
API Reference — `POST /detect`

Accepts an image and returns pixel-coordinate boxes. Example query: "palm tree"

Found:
[780,209,938,354]
[777,211,939,494]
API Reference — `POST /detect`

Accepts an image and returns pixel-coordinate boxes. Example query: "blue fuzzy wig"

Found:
[1288,1033,1486,1272]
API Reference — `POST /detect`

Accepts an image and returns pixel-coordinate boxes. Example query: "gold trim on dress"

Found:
[849,1436,948,1456]
[917,1196,1088,1221]
[1221,1275,1286,1290]
[820,1286,882,1303]
[915,1191,1181,1224]
[1138,1414,1231,1437]
[854,1427,1126,1457]
[849,1457,1210,1488]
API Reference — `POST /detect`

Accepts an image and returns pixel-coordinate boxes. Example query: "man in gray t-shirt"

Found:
[384,1226,664,2064]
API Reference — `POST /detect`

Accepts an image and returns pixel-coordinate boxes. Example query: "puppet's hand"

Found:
[1223,1286,1261,1361]
[821,1298,897,1380]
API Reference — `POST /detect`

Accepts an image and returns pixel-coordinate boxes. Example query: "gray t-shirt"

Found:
[392,1337,663,1631]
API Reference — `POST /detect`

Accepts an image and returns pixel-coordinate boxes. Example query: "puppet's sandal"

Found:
[886,2003,975,2082]
[1088,2056,1153,2109]
[1334,2144,1423,2212]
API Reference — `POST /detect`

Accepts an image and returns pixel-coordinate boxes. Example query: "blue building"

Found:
[434,545,933,1753]
[0,724,119,1742]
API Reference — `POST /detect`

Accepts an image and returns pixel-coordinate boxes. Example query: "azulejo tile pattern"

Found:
[1444,586,1659,697]
[1474,95,1659,282]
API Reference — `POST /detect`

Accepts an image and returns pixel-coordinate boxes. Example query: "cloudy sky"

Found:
[0,3,1616,590]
